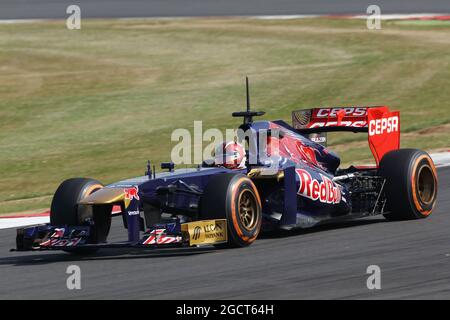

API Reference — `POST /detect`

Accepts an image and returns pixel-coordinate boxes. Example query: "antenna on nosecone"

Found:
[246,76,250,113]
[232,76,265,125]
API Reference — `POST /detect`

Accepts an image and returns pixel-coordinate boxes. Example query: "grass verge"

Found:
[1,18,449,214]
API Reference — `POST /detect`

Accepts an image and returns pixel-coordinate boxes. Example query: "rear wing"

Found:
[292,106,400,165]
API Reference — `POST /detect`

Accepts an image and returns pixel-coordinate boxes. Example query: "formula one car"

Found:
[14,82,438,253]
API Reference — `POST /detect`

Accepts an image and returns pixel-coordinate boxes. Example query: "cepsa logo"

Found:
[368,116,399,136]
[309,120,367,128]
[316,107,368,118]
[296,169,342,204]
[309,107,368,128]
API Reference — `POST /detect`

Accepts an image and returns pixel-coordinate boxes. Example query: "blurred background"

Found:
[0,0,449,214]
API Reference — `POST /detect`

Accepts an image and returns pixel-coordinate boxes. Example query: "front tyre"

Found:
[379,149,438,221]
[50,178,111,252]
[200,173,262,248]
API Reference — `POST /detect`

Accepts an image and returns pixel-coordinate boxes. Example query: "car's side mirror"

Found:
[161,162,175,172]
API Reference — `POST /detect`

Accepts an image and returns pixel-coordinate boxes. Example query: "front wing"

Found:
[13,219,227,252]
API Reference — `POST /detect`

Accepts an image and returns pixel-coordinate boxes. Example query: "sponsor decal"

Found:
[315,107,368,118]
[52,228,65,238]
[296,169,342,204]
[127,210,140,216]
[41,238,82,247]
[310,135,326,143]
[292,109,312,127]
[39,228,87,248]
[308,120,367,128]
[192,226,202,240]
[368,116,399,136]
[124,186,140,209]
[367,109,400,165]
[181,219,227,245]
[124,186,140,201]
[293,107,372,129]
[142,229,182,245]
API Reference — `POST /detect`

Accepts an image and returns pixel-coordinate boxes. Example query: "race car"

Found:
[14,81,438,253]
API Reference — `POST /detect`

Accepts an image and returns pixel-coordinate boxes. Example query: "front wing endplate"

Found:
[182,219,227,246]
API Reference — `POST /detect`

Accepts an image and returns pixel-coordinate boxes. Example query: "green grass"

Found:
[0,18,449,214]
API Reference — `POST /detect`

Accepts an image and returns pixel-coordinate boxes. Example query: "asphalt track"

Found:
[0,166,447,299]
[0,0,449,20]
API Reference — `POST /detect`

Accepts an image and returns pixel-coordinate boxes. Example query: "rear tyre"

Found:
[50,178,111,252]
[379,149,438,221]
[200,173,262,248]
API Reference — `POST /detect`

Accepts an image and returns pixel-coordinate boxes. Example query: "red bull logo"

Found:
[124,186,140,209]
[296,169,342,204]
[124,186,140,201]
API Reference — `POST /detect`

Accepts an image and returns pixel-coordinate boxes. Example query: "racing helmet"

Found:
[214,141,246,169]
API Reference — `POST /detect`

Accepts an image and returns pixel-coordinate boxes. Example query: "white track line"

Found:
[0,217,49,229]
[1,13,449,24]
[0,19,45,24]
[250,15,320,20]
[350,13,448,20]
[431,152,450,168]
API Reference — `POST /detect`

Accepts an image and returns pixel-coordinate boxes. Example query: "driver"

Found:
[214,141,246,170]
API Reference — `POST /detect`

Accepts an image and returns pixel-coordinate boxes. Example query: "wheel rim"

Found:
[237,190,258,231]
[416,164,436,205]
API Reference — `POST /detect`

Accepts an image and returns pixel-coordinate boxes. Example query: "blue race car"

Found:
[14,81,438,253]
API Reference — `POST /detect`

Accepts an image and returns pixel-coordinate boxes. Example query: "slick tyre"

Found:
[200,173,262,248]
[50,178,112,252]
[379,149,438,221]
